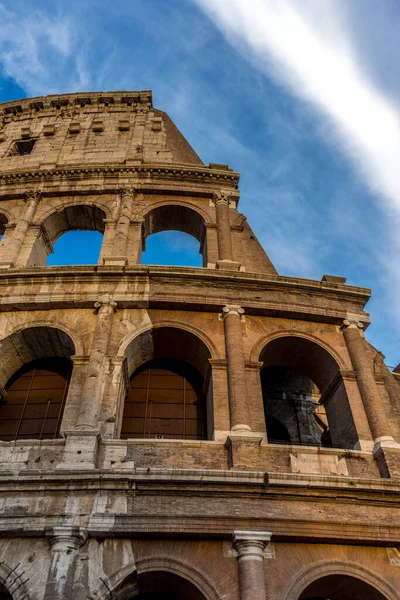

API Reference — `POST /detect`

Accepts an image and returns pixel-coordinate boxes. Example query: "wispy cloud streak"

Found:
[192,0,400,213]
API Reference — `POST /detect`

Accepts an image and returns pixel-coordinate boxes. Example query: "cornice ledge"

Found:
[0,163,240,185]
[265,471,400,492]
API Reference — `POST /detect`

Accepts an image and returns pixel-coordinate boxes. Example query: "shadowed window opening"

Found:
[121,358,206,440]
[141,230,202,267]
[47,230,103,266]
[0,357,71,441]
[259,336,357,449]
[29,204,107,267]
[262,366,331,447]
[112,569,208,600]
[299,574,387,600]
[10,139,36,156]
[141,205,207,267]
[0,213,8,241]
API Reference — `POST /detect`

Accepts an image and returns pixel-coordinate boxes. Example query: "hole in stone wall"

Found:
[141,205,207,267]
[10,139,37,155]
[47,230,103,266]
[299,574,387,600]
[259,336,357,449]
[262,366,331,447]
[141,230,202,267]
[0,213,8,241]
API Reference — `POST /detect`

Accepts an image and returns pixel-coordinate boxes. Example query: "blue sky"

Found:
[0,0,399,366]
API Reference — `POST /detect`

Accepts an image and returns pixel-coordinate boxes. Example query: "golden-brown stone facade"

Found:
[0,91,398,599]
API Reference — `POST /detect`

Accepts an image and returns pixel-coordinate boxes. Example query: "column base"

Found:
[216,260,241,271]
[353,439,374,452]
[0,262,13,270]
[56,430,101,470]
[225,433,265,470]
[373,440,400,478]
[102,256,128,267]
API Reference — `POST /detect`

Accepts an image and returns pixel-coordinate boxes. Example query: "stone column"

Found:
[5,190,41,267]
[342,319,395,446]
[44,526,87,600]
[213,191,240,270]
[112,187,135,258]
[232,530,271,600]
[223,305,251,431]
[75,298,117,431]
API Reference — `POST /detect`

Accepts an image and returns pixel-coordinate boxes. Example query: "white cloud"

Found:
[192,0,400,215]
[0,3,76,95]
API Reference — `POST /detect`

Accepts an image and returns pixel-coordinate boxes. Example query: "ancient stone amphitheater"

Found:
[0,90,398,599]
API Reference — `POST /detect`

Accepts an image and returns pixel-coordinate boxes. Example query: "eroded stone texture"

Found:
[0,91,398,600]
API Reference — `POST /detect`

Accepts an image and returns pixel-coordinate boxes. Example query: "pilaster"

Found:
[232,530,271,600]
[44,526,87,600]
[222,305,251,432]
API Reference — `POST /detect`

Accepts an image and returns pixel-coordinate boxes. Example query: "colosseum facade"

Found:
[0,90,398,599]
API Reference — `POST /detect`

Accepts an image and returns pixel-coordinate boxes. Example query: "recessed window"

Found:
[10,139,37,156]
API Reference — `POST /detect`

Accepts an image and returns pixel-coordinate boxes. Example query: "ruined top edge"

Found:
[0,90,154,110]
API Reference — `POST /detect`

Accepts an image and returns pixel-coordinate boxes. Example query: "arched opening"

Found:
[112,569,208,600]
[32,205,106,266]
[298,574,387,600]
[0,213,8,241]
[0,326,75,441]
[121,327,212,440]
[141,205,206,267]
[47,230,103,266]
[259,336,357,449]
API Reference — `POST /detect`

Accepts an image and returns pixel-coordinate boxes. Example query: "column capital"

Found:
[94,297,117,314]
[212,190,232,206]
[46,526,87,549]
[24,189,42,203]
[232,530,271,561]
[341,318,364,332]
[118,186,136,198]
[222,305,245,319]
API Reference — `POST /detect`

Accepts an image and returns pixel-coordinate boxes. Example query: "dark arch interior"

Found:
[260,337,357,449]
[44,204,106,243]
[299,574,387,600]
[262,366,331,447]
[259,337,340,394]
[0,213,8,237]
[0,357,72,441]
[122,327,212,440]
[266,414,291,444]
[141,205,206,267]
[113,570,207,600]
[28,204,106,267]
[0,326,75,387]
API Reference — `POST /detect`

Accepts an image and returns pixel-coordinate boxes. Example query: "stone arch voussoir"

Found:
[34,197,111,226]
[251,328,347,370]
[282,559,400,600]
[0,558,33,600]
[117,319,221,363]
[136,556,221,600]
[143,198,212,226]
